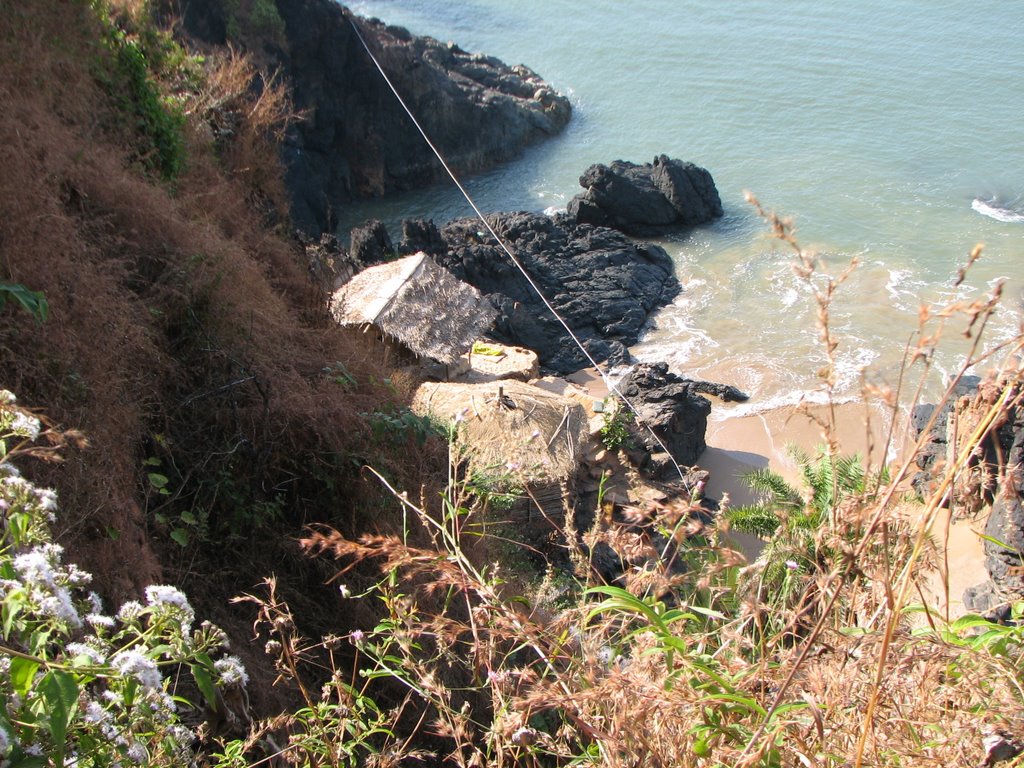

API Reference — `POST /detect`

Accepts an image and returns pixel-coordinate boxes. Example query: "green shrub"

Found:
[91,0,190,180]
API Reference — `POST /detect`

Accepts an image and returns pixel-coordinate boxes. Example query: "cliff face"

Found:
[183,0,572,234]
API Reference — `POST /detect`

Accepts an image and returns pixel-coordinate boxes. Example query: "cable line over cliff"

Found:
[345,13,687,482]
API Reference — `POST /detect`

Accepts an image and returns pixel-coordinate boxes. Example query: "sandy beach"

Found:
[701,400,987,619]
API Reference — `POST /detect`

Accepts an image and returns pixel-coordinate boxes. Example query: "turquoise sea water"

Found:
[343,0,1024,413]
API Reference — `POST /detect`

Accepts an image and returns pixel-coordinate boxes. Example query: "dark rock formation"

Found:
[297,232,361,292]
[399,219,447,257]
[567,155,723,236]
[348,220,394,266]
[619,362,712,473]
[915,376,1024,621]
[272,1,570,233]
[962,383,1024,621]
[910,376,981,499]
[422,212,680,373]
[685,379,749,403]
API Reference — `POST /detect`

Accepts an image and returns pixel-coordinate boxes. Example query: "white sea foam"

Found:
[972,198,1024,223]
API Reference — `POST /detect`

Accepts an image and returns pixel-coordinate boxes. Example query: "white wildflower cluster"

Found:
[111,650,163,691]
[144,584,195,632]
[10,543,88,629]
[0,391,40,441]
[0,392,249,766]
[213,655,249,687]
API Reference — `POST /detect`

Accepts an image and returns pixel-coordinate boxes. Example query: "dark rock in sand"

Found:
[567,155,723,236]
[425,212,680,374]
[684,379,749,403]
[620,362,712,472]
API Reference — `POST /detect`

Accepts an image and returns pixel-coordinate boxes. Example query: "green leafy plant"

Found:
[599,396,633,451]
[723,447,889,638]
[92,0,188,180]
[0,283,48,324]
[360,406,445,446]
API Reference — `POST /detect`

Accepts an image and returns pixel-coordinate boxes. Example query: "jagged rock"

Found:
[910,375,982,496]
[432,211,680,374]
[298,232,361,292]
[400,219,447,257]
[683,379,749,403]
[567,155,723,236]
[619,362,712,473]
[349,220,394,266]
[941,377,1024,620]
[254,1,571,233]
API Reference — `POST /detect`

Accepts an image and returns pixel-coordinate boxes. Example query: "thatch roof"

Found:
[330,253,497,364]
[413,379,588,484]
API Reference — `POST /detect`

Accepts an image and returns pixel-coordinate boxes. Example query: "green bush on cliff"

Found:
[91,0,193,180]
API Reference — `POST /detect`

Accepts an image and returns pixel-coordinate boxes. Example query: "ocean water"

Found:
[342,0,1024,414]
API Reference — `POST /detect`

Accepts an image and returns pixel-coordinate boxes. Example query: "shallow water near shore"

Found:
[342,0,1024,417]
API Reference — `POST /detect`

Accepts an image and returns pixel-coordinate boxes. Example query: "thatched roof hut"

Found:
[330,253,497,364]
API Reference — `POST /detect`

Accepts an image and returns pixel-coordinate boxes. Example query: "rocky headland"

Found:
[182,0,572,234]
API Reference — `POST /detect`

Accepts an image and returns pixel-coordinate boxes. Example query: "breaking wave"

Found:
[972,198,1024,223]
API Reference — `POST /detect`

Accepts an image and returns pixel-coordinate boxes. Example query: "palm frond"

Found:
[741,467,801,507]
[723,504,781,539]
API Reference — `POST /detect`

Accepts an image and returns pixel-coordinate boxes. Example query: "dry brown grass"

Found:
[0,0,448,724]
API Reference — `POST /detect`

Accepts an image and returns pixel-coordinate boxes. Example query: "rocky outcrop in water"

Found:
[181,0,571,235]
[421,212,680,374]
[567,155,723,236]
[278,2,571,234]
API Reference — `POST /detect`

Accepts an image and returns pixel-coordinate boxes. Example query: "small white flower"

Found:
[9,411,40,440]
[111,650,162,691]
[126,741,148,764]
[87,591,103,614]
[13,548,58,588]
[144,585,192,611]
[144,585,195,631]
[338,584,351,598]
[84,701,111,725]
[117,600,144,622]
[0,390,16,405]
[87,613,116,629]
[67,643,106,665]
[213,655,248,687]
[39,588,82,627]
[785,560,800,570]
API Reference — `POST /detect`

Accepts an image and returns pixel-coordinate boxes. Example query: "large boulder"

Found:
[426,212,680,374]
[619,362,713,472]
[181,1,572,235]
[567,155,722,236]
